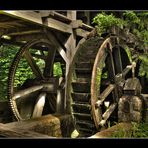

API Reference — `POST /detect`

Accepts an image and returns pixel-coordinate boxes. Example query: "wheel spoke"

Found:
[12,85,44,100]
[43,48,56,77]
[99,103,117,126]
[32,92,46,118]
[113,47,122,74]
[24,50,44,79]
[95,84,115,108]
[106,50,116,83]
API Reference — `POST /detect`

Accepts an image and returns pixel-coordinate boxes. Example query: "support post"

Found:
[65,11,77,113]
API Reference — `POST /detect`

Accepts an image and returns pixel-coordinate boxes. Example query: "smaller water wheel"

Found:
[8,38,65,121]
[67,35,135,136]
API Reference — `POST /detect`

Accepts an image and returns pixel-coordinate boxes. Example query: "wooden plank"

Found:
[71,20,83,28]
[75,28,90,38]
[45,18,72,34]
[0,11,43,25]
[40,11,71,23]
[67,11,76,20]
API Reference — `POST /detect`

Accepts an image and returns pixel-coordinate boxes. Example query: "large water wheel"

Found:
[8,38,66,121]
[66,35,136,136]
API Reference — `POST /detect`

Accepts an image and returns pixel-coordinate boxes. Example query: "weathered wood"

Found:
[32,92,46,118]
[95,84,115,107]
[84,11,90,25]
[3,114,74,137]
[44,31,69,64]
[56,77,65,113]
[89,122,132,138]
[1,11,43,25]
[24,50,44,79]
[0,123,49,138]
[7,30,42,36]
[75,28,90,38]
[13,85,43,100]
[0,20,25,28]
[71,20,83,28]
[43,46,56,77]
[40,11,93,31]
[122,64,133,77]
[44,18,72,34]
[12,33,49,43]
[99,103,117,126]
[40,11,71,23]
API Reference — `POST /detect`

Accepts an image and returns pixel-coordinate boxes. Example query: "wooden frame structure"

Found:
[0,10,94,114]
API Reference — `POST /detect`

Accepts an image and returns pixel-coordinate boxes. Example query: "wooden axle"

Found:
[12,83,55,100]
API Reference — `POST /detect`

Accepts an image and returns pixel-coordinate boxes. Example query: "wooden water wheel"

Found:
[7,38,66,120]
[66,35,135,136]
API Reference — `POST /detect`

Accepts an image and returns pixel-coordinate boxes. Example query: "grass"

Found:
[112,122,148,138]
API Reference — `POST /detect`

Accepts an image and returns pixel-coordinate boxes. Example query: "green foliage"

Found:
[0,44,19,100]
[93,11,148,79]
[93,11,148,46]
[0,43,63,101]
[138,54,148,78]
[93,12,126,36]
[53,62,62,77]
[112,122,148,138]
[123,11,141,24]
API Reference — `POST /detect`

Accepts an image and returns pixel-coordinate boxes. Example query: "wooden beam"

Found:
[75,28,90,38]
[12,33,47,43]
[13,85,44,100]
[7,30,42,36]
[81,23,94,31]
[40,11,71,23]
[67,11,76,20]
[44,31,69,64]
[71,20,83,28]
[44,18,72,34]
[0,11,43,25]
[84,11,90,25]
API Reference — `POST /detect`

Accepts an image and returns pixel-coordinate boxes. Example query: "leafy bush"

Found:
[92,12,126,36]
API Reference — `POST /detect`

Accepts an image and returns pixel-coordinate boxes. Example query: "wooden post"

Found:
[84,11,90,25]
[65,11,77,113]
